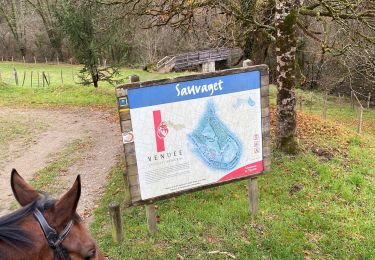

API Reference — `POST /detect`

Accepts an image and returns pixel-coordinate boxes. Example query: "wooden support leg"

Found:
[248,178,259,215]
[109,202,123,243]
[145,204,157,234]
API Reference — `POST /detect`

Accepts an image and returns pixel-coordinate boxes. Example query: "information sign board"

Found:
[116,65,270,206]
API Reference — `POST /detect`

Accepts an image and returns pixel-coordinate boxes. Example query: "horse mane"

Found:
[0,194,56,249]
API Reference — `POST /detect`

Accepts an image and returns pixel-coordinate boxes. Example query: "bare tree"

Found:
[102,0,374,153]
[25,0,64,59]
[0,0,28,57]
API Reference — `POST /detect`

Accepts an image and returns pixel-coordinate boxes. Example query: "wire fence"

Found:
[0,65,83,88]
[297,90,373,134]
[0,56,108,67]
[1,63,373,135]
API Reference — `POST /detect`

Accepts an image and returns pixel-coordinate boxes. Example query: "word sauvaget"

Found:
[175,80,224,97]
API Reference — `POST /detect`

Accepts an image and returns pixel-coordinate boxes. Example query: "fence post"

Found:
[129,74,158,234]
[243,60,259,216]
[22,71,26,86]
[367,92,371,109]
[60,70,64,86]
[145,204,157,235]
[42,71,45,87]
[23,56,25,63]
[57,56,59,65]
[248,178,259,215]
[45,57,48,64]
[13,68,19,86]
[322,92,328,119]
[34,56,37,64]
[109,202,123,243]
[358,107,363,134]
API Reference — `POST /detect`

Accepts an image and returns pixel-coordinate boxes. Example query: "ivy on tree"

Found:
[55,0,121,87]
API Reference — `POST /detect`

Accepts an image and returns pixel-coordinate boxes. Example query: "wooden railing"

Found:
[156,47,242,72]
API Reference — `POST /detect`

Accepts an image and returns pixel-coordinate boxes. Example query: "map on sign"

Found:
[128,71,263,200]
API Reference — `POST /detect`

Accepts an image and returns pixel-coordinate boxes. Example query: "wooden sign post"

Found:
[116,65,271,233]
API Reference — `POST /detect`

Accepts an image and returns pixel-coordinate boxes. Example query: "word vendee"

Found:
[147,150,183,162]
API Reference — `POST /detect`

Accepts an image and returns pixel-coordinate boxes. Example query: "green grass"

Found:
[295,88,375,136]
[90,88,375,259]
[2,63,374,258]
[30,138,91,194]
[0,62,190,108]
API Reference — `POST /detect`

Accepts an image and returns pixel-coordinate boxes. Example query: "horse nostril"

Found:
[85,248,96,259]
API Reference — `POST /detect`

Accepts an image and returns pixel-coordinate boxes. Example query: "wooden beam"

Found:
[248,178,259,215]
[145,204,157,234]
[109,202,123,243]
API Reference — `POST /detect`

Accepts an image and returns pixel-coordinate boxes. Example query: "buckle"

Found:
[46,232,59,248]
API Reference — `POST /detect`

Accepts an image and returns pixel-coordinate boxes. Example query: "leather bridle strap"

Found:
[33,208,73,260]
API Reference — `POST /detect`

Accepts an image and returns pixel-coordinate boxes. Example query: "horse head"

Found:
[0,169,107,259]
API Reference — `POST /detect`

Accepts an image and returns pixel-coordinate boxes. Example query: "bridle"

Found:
[33,208,73,260]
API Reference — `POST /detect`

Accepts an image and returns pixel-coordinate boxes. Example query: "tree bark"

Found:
[92,72,99,88]
[244,31,272,65]
[275,0,303,154]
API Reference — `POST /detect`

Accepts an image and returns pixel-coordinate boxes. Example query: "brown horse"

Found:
[0,169,107,259]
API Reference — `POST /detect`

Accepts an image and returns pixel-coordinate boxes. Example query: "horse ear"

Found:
[54,175,81,227]
[11,169,40,206]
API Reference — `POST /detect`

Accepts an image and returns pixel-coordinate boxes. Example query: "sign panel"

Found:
[128,71,263,200]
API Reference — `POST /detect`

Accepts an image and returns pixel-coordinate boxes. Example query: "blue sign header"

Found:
[128,70,260,109]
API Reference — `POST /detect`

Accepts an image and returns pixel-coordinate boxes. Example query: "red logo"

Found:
[153,110,166,152]
[157,121,169,139]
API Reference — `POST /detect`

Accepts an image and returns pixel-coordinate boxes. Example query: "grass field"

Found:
[0,62,188,108]
[90,89,375,259]
[30,138,91,195]
[1,63,374,259]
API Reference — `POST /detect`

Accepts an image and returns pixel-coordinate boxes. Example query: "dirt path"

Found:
[0,107,122,221]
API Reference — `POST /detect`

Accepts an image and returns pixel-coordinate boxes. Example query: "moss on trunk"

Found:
[275,0,302,154]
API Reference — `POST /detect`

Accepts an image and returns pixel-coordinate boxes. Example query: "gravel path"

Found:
[0,107,122,221]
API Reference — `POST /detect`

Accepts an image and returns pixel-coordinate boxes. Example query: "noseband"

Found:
[33,209,73,260]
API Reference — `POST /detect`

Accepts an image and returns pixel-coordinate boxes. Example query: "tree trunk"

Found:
[92,71,99,88]
[93,73,99,88]
[275,0,303,154]
[19,45,26,58]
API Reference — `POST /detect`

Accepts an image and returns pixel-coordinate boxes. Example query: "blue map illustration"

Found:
[188,101,242,171]
[233,96,256,109]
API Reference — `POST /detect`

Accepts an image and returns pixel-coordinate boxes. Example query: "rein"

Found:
[33,209,73,260]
